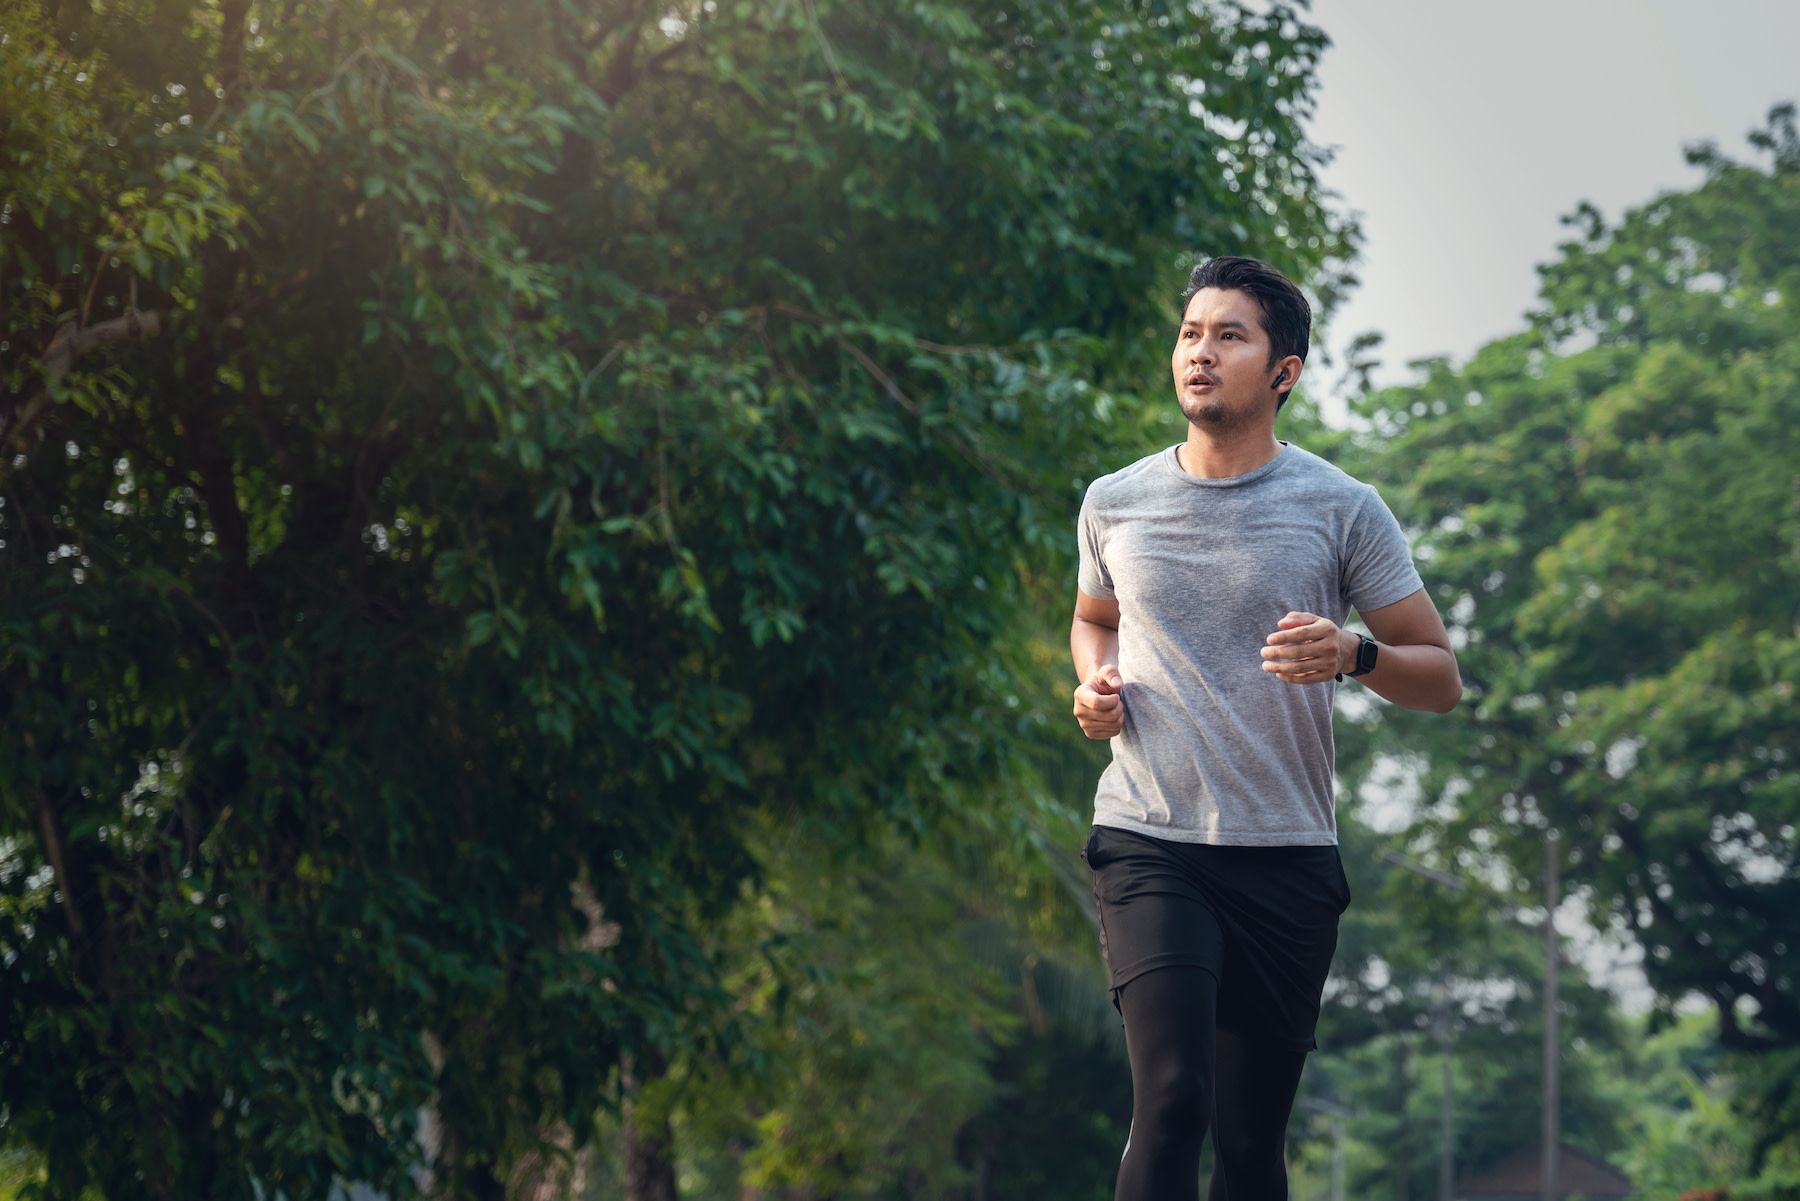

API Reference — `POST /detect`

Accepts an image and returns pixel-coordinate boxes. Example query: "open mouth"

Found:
[1185,373,1217,388]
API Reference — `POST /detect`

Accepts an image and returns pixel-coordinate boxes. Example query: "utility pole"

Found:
[1437,968,1454,1201]
[1334,1109,1349,1201]
[1379,841,1565,1201]
[1300,1096,1352,1201]
[1541,833,1560,1201]
[1791,476,1800,628]
[1379,850,1463,1201]
[1395,1036,1412,1201]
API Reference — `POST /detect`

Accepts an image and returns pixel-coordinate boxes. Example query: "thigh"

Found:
[1084,826,1227,998]
[1116,967,1221,1201]
[1210,846,1348,1051]
[1117,964,1221,1090]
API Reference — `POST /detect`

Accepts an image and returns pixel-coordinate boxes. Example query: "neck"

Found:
[1177,422,1283,479]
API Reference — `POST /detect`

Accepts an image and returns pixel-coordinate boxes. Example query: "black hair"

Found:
[1180,256,1312,409]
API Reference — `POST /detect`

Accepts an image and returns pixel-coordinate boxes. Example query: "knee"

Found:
[1135,1053,1213,1130]
[1211,1116,1285,1184]
[1210,1119,1269,1165]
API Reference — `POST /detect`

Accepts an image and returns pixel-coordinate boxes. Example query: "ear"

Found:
[1271,354,1304,394]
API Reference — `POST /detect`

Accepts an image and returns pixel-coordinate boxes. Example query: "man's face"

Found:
[1171,287,1282,434]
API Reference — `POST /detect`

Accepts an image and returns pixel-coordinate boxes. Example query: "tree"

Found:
[1307,814,1630,1200]
[1332,103,1800,1166]
[0,0,1351,1195]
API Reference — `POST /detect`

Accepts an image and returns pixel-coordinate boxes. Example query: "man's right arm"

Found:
[1071,588,1125,739]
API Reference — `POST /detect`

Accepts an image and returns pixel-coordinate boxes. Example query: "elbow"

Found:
[1429,670,1464,714]
[1405,656,1462,714]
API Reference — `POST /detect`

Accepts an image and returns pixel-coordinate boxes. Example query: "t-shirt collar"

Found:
[1160,441,1292,488]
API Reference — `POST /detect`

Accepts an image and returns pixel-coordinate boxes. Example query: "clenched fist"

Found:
[1261,611,1355,685]
[1073,664,1126,739]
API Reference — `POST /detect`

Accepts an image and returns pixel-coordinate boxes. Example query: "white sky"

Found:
[1304,0,1800,417]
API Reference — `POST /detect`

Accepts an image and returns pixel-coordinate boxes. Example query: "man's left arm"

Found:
[1260,589,1462,713]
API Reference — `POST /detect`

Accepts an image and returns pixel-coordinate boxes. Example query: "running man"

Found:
[1072,256,1461,1200]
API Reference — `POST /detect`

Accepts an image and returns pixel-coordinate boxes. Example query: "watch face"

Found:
[1358,637,1379,674]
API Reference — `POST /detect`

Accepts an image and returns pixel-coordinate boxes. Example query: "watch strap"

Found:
[1337,634,1377,681]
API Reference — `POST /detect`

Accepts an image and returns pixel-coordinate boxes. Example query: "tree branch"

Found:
[800,0,847,89]
[597,0,656,105]
[834,334,1014,480]
[3,308,165,451]
[217,0,249,109]
[35,786,88,943]
[41,307,163,383]
[3,264,306,459]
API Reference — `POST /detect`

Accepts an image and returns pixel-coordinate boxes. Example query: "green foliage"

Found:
[956,1026,1134,1201]
[1615,1013,1753,1199]
[1319,102,1800,1180]
[671,820,1021,1198]
[0,0,1348,1195]
[1335,104,1800,1051]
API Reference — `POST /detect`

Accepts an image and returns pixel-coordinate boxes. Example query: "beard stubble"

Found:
[1179,392,1265,436]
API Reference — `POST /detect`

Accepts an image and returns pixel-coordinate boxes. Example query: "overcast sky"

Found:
[1303,0,1800,417]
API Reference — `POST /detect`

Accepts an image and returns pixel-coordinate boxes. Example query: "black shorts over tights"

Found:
[1082,824,1351,1052]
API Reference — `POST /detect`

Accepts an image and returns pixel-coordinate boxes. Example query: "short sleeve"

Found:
[1077,487,1115,600]
[1342,487,1423,614]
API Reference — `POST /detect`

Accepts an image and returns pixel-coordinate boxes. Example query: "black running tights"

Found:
[1115,966,1310,1201]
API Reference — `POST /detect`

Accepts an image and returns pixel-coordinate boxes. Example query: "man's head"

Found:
[1171,256,1311,434]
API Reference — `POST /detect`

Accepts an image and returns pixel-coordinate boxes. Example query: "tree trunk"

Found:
[622,1049,679,1201]
[973,1134,996,1201]
[462,1164,506,1201]
[1394,1036,1412,1201]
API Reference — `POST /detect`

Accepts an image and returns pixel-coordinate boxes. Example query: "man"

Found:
[1071,256,1461,1200]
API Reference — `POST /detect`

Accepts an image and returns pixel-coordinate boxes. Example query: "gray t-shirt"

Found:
[1077,443,1422,846]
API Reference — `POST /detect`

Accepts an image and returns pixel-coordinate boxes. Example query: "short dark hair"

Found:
[1181,256,1312,409]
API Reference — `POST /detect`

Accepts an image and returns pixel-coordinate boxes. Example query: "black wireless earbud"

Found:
[1273,371,1287,387]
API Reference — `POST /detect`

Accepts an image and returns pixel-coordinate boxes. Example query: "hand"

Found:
[1261,611,1355,686]
[1073,664,1126,739]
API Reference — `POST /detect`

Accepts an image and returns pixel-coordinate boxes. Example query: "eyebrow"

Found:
[1181,319,1253,331]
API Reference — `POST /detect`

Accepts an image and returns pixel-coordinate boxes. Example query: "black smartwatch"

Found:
[1336,634,1378,682]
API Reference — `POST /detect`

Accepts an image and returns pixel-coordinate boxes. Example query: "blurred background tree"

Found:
[1302,813,1632,1201]
[1325,104,1800,1200]
[0,0,1347,1197]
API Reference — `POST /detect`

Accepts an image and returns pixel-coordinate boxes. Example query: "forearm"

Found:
[1071,616,1120,680]
[1345,636,1461,713]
